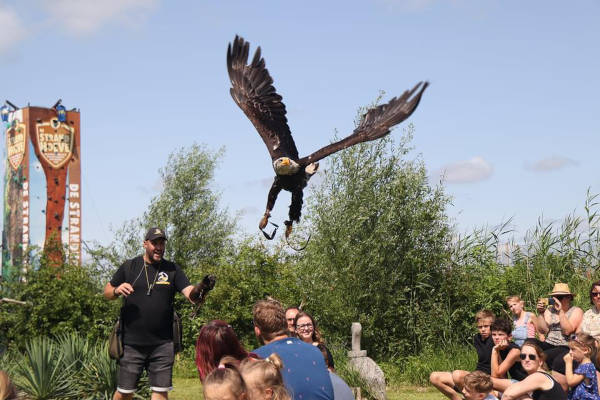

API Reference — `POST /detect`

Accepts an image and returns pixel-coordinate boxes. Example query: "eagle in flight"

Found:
[227,35,428,240]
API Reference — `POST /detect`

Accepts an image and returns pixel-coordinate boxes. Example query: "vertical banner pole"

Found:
[67,111,81,265]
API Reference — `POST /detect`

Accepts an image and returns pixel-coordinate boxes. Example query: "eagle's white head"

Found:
[273,157,300,175]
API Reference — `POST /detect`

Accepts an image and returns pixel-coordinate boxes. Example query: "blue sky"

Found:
[1,0,599,247]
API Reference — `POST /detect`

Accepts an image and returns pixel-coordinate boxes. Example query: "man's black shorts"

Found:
[117,342,174,393]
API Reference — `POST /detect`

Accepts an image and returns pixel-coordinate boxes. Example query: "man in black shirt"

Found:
[104,227,207,400]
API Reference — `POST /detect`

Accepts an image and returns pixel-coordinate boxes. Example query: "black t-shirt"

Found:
[110,256,191,346]
[473,334,494,374]
[532,372,567,400]
[499,342,528,381]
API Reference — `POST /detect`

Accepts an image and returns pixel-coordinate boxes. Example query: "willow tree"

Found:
[89,144,234,274]
[299,126,452,357]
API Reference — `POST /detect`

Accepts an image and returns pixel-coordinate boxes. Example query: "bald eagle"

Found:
[227,35,428,240]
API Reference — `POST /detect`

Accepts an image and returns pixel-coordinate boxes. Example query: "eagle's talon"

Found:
[259,212,271,230]
[284,221,293,238]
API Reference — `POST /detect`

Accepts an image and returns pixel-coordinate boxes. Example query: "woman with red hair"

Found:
[195,320,250,381]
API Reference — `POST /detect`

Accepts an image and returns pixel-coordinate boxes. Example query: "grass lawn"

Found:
[169,378,447,400]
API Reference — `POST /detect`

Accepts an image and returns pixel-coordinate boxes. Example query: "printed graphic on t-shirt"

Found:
[156,271,170,285]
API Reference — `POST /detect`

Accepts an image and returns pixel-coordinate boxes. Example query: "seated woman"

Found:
[577,280,600,342]
[506,295,536,347]
[294,312,334,370]
[501,339,567,400]
[195,320,251,381]
[533,283,583,391]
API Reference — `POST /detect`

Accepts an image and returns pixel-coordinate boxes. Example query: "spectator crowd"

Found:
[7,227,600,400]
[0,298,352,400]
[431,281,600,400]
[0,228,355,400]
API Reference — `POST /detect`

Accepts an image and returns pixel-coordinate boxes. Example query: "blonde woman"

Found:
[506,295,536,346]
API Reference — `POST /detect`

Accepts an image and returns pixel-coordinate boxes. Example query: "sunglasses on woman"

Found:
[520,353,537,361]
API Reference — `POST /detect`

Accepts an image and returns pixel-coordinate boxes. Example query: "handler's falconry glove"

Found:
[190,274,216,305]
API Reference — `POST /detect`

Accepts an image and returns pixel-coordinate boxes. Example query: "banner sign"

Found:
[36,118,74,169]
[6,120,26,170]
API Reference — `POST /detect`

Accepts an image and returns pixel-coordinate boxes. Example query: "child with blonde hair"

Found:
[563,332,600,400]
[203,357,247,400]
[240,353,290,400]
[462,371,498,400]
[506,295,536,346]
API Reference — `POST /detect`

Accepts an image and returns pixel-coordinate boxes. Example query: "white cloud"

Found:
[527,156,578,172]
[436,156,493,184]
[40,0,158,35]
[0,5,26,54]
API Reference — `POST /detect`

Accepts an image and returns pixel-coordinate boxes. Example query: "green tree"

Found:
[88,143,234,272]
[87,143,244,353]
[145,144,234,269]
[0,262,117,350]
[191,239,302,350]
[299,126,452,358]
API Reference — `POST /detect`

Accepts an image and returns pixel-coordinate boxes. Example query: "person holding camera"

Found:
[103,227,215,400]
[534,283,583,392]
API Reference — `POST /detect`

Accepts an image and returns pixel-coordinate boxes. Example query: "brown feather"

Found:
[298,81,428,166]
[227,36,428,234]
[227,35,299,161]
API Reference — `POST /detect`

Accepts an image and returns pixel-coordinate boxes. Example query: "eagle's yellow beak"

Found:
[281,158,290,166]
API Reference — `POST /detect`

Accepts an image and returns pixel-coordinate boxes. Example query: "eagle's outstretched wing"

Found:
[227,35,299,161]
[298,81,428,166]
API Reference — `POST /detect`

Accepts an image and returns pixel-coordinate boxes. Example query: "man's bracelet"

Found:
[113,287,120,297]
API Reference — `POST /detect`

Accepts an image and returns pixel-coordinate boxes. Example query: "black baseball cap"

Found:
[144,227,167,241]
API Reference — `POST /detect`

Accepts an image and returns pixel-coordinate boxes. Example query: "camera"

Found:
[548,297,555,306]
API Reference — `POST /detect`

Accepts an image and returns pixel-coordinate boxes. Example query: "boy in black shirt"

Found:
[489,318,527,393]
[430,310,495,400]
